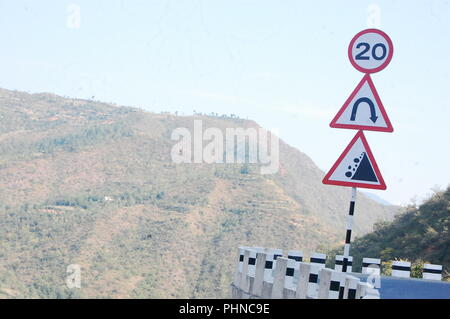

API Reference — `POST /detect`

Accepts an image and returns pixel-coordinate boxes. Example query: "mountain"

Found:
[361,192,392,206]
[330,187,449,278]
[0,88,398,298]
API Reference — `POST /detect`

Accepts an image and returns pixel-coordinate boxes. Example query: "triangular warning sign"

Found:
[330,74,393,132]
[322,130,386,190]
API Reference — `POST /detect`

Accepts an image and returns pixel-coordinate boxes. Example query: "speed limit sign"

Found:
[348,29,394,73]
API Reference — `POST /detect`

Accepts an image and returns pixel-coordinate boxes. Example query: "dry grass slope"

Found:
[0,88,399,298]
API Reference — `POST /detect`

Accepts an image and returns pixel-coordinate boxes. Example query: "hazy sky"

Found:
[0,0,449,205]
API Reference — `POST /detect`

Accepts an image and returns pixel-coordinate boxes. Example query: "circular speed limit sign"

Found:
[348,29,393,73]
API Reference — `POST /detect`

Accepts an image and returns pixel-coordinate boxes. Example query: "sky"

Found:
[0,0,449,205]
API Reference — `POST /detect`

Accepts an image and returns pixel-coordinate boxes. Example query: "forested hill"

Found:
[0,88,398,298]
[339,187,449,278]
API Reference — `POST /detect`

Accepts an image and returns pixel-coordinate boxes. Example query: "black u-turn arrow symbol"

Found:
[350,97,378,123]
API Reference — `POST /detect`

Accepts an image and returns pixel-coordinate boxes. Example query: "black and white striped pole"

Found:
[339,186,356,299]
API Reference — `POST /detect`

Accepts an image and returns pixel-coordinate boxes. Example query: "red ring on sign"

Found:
[348,29,394,74]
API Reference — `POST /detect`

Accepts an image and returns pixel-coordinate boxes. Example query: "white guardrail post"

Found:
[308,252,326,298]
[295,262,312,299]
[318,268,345,299]
[343,275,359,299]
[310,252,327,268]
[362,257,381,275]
[252,251,267,296]
[239,249,251,291]
[335,255,353,272]
[232,246,247,298]
[271,257,288,299]
[422,264,443,281]
[246,247,264,293]
[286,250,303,287]
[261,248,283,298]
[391,261,411,278]
[233,246,245,287]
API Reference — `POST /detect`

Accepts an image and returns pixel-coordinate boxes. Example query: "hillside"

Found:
[330,187,449,276]
[0,88,398,298]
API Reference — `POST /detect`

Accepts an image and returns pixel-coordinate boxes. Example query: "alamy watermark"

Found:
[66,4,81,29]
[171,120,279,174]
[366,265,381,289]
[366,4,381,28]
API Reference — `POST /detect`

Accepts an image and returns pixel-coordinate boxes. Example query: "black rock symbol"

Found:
[345,152,378,182]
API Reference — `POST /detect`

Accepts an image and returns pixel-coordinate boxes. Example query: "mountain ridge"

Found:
[330,187,449,278]
[0,87,399,298]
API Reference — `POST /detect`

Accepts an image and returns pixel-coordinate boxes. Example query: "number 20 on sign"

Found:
[348,28,394,74]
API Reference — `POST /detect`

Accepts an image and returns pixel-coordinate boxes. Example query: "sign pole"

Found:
[323,28,394,299]
[339,186,357,299]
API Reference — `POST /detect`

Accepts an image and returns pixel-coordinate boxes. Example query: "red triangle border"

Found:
[330,74,394,133]
[322,130,387,190]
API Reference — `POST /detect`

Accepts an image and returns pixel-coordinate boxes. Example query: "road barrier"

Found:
[232,247,375,299]
[231,246,445,299]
